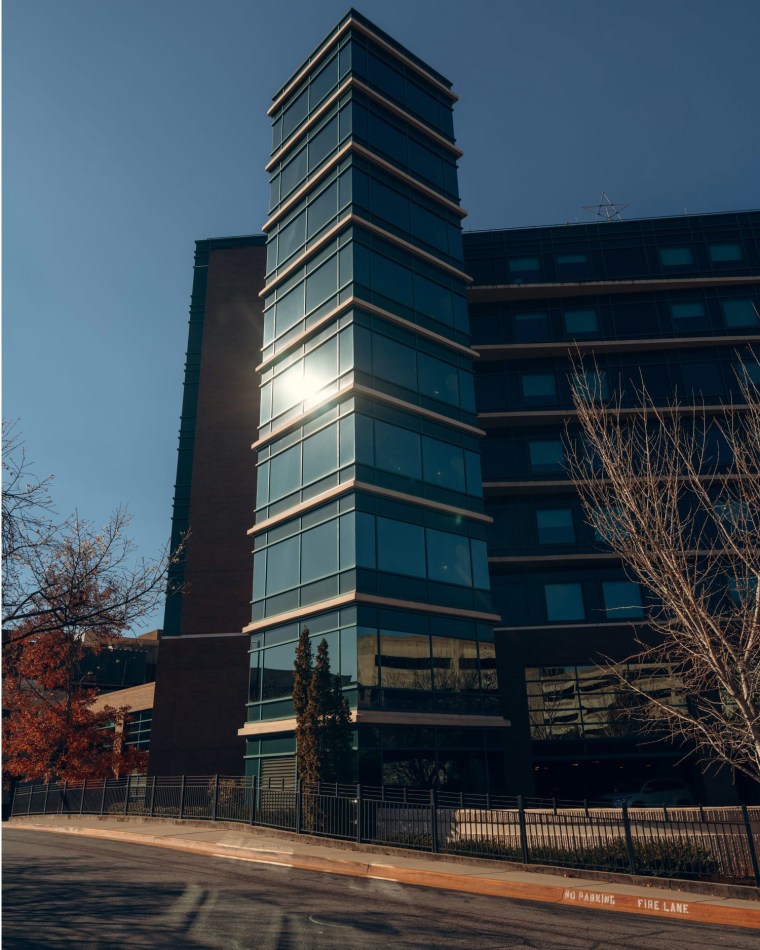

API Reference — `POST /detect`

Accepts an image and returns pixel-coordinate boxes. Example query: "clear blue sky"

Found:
[4,0,760,632]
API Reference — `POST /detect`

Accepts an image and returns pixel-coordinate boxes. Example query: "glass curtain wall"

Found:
[246,11,504,790]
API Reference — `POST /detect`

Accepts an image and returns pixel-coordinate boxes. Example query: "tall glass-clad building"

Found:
[242,9,508,790]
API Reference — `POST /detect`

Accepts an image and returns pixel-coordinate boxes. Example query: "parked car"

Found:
[596,779,695,807]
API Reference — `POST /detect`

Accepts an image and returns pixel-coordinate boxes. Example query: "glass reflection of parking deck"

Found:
[243,10,508,791]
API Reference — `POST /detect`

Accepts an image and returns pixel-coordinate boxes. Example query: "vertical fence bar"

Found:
[43,782,50,816]
[518,795,529,865]
[295,779,302,834]
[179,775,186,819]
[356,784,362,844]
[252,775,257,824]
[741,804,760,887]
[621,803,636,874]
[212,775,219,822]
[430,789,439,853]
[250,777,257,825]
[80,779,86,815]
[26,785,33,816]
[124,774,131,816]
[60,782,67,815]
[100,778,107,815]
[149,776,156,818]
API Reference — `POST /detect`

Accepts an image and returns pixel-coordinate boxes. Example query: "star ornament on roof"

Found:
[582,192,630,221]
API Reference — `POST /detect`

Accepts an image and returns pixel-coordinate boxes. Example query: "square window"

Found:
[514,312,550,343]
[509,256,540,273]
[721,299,758,328]
[670,302,707,328]
[521,373,557,404]
[602,581,643,619]
[529,439,564,474]
[563,309,599,336]
[556,253,588,266]
[709,243,743,262]
[659,247,693,267]
[544,583,585,622]
[536,509,575,544]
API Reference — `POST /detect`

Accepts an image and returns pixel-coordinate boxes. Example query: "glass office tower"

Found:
[241,10,507,791]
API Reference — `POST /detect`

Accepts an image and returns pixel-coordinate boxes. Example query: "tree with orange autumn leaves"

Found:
[2,423,179,782]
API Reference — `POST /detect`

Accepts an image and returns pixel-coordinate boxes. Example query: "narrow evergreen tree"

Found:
[293,627,319,787]
[313,638,353,784]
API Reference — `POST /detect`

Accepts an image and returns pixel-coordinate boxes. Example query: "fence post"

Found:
[250,777,257,825]
[80,779,86,815]
[60,782,67,815]
[26,784,33,816]
[179,775,187,819]
[356,784,362,844]
[123,774,131,816]
[518,795,529,865]
[149,776,156,818]
[212,775,220,822]
[295,779,302,834]
[552,797,557,817]
[741,804,760,887]
[583,798,589,819]
[430,788,439,854]
[43,782,50,816]
[621,803,637,874]
[699,803,706,823]
[100,778,107,815]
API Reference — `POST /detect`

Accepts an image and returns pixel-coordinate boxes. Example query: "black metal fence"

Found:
[11,776,760,886]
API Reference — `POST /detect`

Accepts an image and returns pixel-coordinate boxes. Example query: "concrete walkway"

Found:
[8,814,760,930]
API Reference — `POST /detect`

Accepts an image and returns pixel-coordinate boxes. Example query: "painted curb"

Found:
[10,822,760,930]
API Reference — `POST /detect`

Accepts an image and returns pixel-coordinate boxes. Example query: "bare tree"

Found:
[567,363,760,782]
[2,424,179,655]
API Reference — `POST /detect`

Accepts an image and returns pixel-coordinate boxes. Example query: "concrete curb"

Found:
[10,821,760,930]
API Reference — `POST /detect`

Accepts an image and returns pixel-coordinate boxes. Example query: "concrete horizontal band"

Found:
[474,333,760,361]
[238,710,509,737]
[467,274,760,303]
[243,592,501,634]
[247,478,492,537]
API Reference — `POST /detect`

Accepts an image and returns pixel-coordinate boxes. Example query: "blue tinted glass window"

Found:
[272,362,301,418]
[522,373,557,403]
[373,253,414,305]
[563,310,599,336]
[671,302,707,328]
[308,116,338,169]
[253,550,266,601]
[419,353,459,405]
[302,424,338,485]
[305,255,337,311]
[369,112,406,164]
[422,437,466,491]
[307,182,337,239]
[556,253,588,266]
[370,178,410,230]
[459,370,476,412]
[602,581,643,619]
[267,536,300,594]
[373,333,416,388]
[536,509,575,544]
[738,360,760,385]
[375,420,421,480]
[411,203,448,252]
[356,511,376,568]
[470,539,490,589]
[721,300,758,327]
[659,247,693,267]
[302,520,338,583]
[515,312,550,343]
[709,243,743,262]
[282,89,308,139]
[270,445,301,500]
[545,583,585,622]
[464,451,482,495]
[309,55,338,109]
[280,147,307,199]
[340,512,356,570]
[408,139,443,188]
[414,274,452,324]
[575,370,609,401]
[529,440,564,473]
[509,257,540,273]
[277,211,306,263]
[426,529,471,586]
[376,517,426,577]
[681,363,723,398]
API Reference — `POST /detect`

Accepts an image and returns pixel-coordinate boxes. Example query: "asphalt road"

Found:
[2,828,755,949]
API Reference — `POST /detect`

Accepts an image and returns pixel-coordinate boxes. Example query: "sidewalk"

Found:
[8,814,760,930]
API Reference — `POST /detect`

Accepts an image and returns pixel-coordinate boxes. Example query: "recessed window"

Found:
[514,312,550,343]
[529,439,564,474]
[573,370,609,402]
[556,253,588,266]
[563,309,599,336]
[709,243,743,263]
[521,373,557,404]
[737,360,760,386]
[602,581,643,619]
[721,299,759,328]
[509,257,540,273]
[536,509,575,544]
[670,302,707,328]
[659,247,693,267]
[545,583,585,622]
